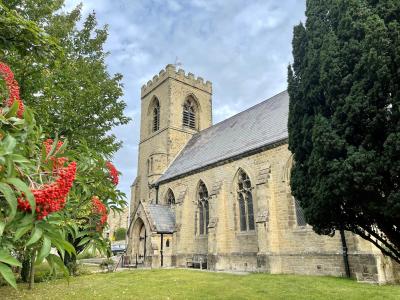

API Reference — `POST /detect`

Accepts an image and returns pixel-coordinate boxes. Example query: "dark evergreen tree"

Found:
[288,0,400,263]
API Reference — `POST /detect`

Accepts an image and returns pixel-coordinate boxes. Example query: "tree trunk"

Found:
[21,257,31,283]
[28,252,35,290]
[64,252,77,275]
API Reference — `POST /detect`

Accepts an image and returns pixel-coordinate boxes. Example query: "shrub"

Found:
[114,228,127,241]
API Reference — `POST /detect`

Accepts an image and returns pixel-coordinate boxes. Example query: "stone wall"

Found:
[107,207,129,241]
[155,143,399,283]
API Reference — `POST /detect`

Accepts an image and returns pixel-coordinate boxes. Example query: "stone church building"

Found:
[127,64,399,283]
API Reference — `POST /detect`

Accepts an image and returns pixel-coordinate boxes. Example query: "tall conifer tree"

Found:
[288,0,400,263]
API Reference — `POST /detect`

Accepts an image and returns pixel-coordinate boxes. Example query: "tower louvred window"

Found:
[183,98,196,129]
[153,99,160,132]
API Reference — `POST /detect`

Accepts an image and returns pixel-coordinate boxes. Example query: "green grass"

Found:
[0,269,398,300]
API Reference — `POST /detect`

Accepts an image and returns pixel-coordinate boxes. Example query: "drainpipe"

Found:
[155,184,159,204]
[160,233,164,267]
[340,227,351,278]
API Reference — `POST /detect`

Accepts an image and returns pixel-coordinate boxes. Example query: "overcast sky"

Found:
[64,0,306,200]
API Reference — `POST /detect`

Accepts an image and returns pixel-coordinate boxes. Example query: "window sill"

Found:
[236,230,256,236]
[292,225,312,233]
[195,235,208,239]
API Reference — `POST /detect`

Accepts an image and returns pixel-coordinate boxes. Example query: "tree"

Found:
[0,1,61,59]
[0,1,128,287]
[2,1,130,155]
[0,62,76,289]
[288,0,400,263]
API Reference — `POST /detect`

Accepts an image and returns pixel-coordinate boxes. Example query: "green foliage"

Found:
[1,0,130,155]
[288,0,400,263]
[114,228,127,241]
[0,1,61,59]
[0,0,128,289]
[61,142,126,262]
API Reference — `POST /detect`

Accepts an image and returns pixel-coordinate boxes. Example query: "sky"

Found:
[64,0,306,200]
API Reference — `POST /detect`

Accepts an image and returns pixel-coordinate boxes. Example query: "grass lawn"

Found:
[0,269,398,300]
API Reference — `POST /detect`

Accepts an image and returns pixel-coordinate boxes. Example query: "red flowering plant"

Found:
[0,62,24,118]
[0,63,77,288]
[106,161,119,185]
[55,142,126,270]
[91,196,108,231]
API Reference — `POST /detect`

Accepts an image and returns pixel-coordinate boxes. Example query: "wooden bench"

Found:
[186,255,207,269]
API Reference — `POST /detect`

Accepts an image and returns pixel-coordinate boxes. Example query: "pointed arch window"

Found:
[237,170,255,231]
[293,197,307,226]
[197,181,209,235]
[152,99,160,132]
[183,97,197,129]
[166,189,175,205]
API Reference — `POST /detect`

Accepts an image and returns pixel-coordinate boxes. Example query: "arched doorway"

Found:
[131,218,147,265]
[138,223,146,263]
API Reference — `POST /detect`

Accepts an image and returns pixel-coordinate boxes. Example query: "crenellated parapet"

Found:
[141,64,212,97]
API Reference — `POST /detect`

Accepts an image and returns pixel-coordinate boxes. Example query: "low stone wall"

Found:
[157,252,399,284]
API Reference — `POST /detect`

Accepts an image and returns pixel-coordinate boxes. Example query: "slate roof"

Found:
[157,90,289,183]
[146,204,176,233]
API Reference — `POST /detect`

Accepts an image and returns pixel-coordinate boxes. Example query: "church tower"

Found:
[131,64,212,209]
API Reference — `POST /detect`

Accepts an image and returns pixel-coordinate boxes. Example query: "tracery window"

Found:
[183,97,196,129]
[197,181,209,235]
[166,189,175,205]
[152,98,160,132]
[293,197,306,226]
[237,170,255,231]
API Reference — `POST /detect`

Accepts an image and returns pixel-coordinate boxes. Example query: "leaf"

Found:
[46,135,59,159]
[8,154,30,164]
[0,249,21,267]
[58,239,76,256]
[77,236,91,247]
[0,182,17,219]
[4,178,35,212]
[0,222,5,237]
[4,101,18,119]
[56,139,68,155]
[14,224,32,241]
[26,227,43,246]
[48,254,69,279]
[36,236,51,264]
[0,262,17,289]
[2,135,16,154]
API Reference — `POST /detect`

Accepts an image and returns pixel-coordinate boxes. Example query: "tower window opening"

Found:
[183,98,196,129]
[153,99,160,132]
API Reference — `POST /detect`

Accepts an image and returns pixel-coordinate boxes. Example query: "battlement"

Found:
[141,64,212,97]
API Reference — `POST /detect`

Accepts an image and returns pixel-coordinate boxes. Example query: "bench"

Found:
[186,255,207,269]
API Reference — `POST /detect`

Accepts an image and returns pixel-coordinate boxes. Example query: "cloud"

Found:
[64,0,306,199]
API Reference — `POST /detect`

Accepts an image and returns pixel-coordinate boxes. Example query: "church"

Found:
[126,64,399,283]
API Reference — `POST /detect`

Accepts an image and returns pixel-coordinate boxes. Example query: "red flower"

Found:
[17,162,77,220]
[91,196,108,230]
[106,161,119,185]
[0,62,24,118]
